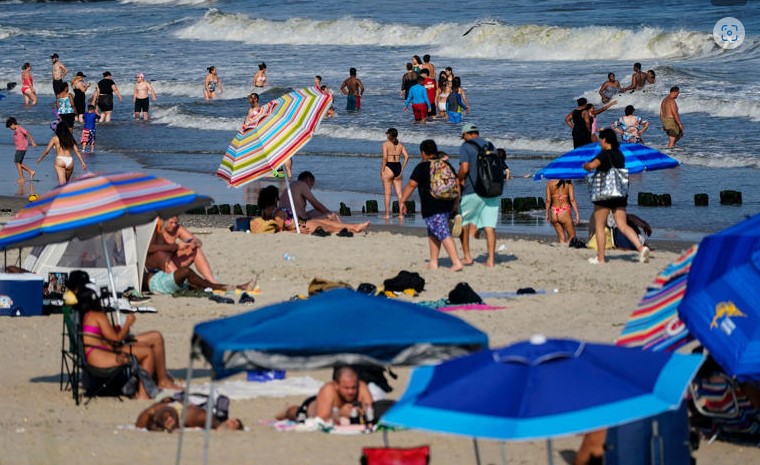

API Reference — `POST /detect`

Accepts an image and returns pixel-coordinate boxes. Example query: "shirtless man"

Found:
[421,54,435,79]
[136,397,243,432]
[340,67,364,111]
[133,73,157,121]
[277,366,373,423]
[280,171,338,221]
[145,216,217,283]
[50,53,68,94]
[621,62,648,92]
[660,86,684,148]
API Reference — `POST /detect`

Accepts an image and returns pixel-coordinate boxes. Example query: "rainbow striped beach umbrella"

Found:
[217,87,333,188]
[0,172,211,250]
[616,245,698,352]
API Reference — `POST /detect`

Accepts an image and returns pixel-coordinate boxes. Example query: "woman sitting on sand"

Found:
[545,179,579,245]
[76,285,181,400]
[250,185,369,235]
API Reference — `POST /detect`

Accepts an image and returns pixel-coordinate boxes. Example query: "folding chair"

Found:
[59,306,133,405]
[360,445,430,465]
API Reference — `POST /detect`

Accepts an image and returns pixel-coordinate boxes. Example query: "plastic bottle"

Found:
[283,253,295,261]
[364,405,375,429]
[349,407,360,425]
[331,406,340,424]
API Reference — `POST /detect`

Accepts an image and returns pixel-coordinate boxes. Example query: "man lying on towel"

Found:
[277,365,373,423]
[136,396,243,432]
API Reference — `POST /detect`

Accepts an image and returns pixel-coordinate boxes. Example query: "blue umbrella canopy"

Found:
[383,337,702,441]
[533,143,679,181]
[679,214,760,381]
[191,289,488,379]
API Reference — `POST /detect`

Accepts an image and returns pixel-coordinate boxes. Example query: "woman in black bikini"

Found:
[380,128,409,219]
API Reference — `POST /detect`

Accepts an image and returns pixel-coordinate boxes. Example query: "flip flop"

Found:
[336,228,354,237]
[311,227,331,237]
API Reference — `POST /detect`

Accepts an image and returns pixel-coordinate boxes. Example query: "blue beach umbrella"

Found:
[679,214,760,381]
[533,142,679,180]
[383,337,702,441]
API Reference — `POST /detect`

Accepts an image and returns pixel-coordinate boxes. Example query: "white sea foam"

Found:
[316,125,570,153]
[0,25,21,40]
[151,106,241,130]
[175,11,733,62]
[151,80,256,100]
[120,0,213,6]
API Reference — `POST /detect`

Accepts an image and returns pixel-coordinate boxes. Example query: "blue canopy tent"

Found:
[176,289,488,465]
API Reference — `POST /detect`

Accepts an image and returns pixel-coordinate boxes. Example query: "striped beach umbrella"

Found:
[216,86,333,188]
[0,172,211,250]
[616,246,698,352]
[533,142,680,180]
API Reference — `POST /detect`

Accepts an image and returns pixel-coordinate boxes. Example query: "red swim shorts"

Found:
[412,103,428,121]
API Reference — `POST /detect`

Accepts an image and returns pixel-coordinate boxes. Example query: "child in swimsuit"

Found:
[545,179,580,245]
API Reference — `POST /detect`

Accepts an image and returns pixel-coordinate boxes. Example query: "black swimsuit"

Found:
[387,162,402,178]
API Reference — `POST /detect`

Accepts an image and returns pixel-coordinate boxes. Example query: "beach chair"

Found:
[360,445,430,465]
[59,307,133,405]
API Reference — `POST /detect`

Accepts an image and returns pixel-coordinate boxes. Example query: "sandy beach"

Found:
[0,199,754,465]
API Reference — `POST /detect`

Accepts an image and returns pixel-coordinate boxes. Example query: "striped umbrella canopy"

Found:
[616,245,698,352]
[0,172,211,250]
[217,86,333,188]
[533,142,680,181]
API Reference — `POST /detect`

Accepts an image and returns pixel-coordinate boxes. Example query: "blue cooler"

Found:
[0,273,44,317]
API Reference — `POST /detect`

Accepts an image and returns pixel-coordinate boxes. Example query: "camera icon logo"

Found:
[713,17,745,49]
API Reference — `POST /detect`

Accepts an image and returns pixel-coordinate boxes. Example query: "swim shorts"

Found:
[14,150,26,164]
[412,103,427,121]
[148,271,182,295]
[447,110,462,123]
[80,128,96,146]
[52,79,64,94]
[425,212,451,242]
[59,113,75,128]
[98,94,114,112]
[662,118,682,138]
[460,193,500,230]
[134,97,149,113]
[346,95,361,111]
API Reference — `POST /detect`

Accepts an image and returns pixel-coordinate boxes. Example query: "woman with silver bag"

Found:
[582,128,650,265]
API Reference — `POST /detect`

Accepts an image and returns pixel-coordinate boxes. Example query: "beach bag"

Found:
[587,227,615,250]
[448,282,482,304]
[588,152,629,202]
[429,160,458,200]
[466,140,504,198]
[383,271,425,293]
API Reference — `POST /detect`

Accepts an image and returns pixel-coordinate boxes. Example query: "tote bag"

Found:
[589,151,629,202]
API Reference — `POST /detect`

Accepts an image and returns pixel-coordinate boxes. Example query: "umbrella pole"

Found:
[203,381,215,465]
[100,228,121,322]
[175,353,195,465]
[472,438,482,465]
[382,429,389,447]
[284,176,301,234]
[500,441,507,465]
[546,439,555,465]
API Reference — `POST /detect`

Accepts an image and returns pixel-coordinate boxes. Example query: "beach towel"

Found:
[189,376,323,401]
[308,278,353,296]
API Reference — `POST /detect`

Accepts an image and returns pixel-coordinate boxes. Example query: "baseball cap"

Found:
[461,122,478,135]
[102,71,112,77]
[75,71,86,78]
[50,53,59,59]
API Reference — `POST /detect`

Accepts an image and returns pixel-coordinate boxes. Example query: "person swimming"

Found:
[599,72,620,104]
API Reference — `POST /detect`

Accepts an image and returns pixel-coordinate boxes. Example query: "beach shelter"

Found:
[216,86,333,233]
[533,142,679,181]
[0,172,211,315]
[22,221,155,294]
[176,288,488,465]
[679,213,760,381]
[383,336,703,465]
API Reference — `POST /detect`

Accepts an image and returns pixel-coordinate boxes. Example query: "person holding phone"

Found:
[145,215,217,283]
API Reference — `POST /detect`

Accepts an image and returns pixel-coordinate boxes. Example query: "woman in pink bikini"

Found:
[20,63,37,105]
[77,286,180,399]
[545,179,580,245]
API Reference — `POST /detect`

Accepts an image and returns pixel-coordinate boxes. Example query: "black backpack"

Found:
[466,140,504,198]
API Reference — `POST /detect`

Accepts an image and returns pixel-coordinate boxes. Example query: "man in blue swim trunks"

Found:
[457,123,501,267]
[144,266,256,295]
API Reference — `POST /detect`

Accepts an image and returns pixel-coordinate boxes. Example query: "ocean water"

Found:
[1,0,759,239]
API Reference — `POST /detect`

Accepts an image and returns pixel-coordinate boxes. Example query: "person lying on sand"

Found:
[136,397,243,432]
[276,365,373,423]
